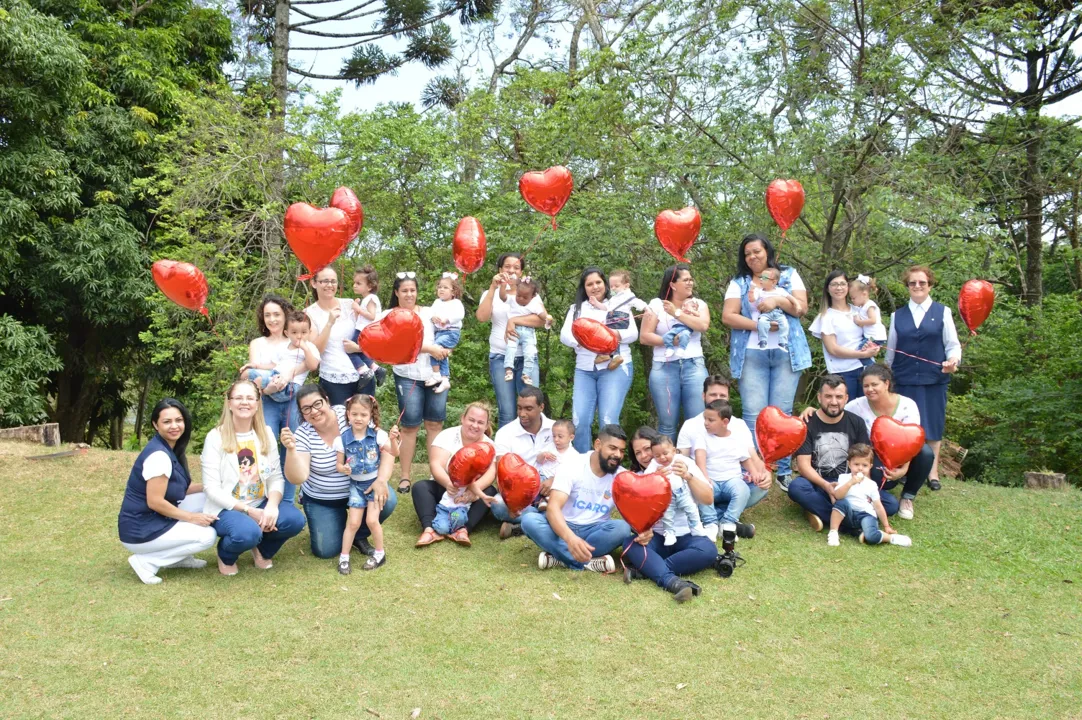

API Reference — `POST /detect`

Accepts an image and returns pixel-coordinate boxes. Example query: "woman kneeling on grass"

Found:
[118,398,217,585]
[201,380,306,576]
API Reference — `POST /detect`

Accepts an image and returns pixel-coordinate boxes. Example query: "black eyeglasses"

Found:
[299,398,326,416]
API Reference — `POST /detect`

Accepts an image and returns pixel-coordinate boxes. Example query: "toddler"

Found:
[334,395,400,574]
[754,268,790,351]
[428,272,465,394]
[593,270,650,368]
[849,274,887,357]
[245,312,319,403]
[348,266,382,382]
[537,419,580,511]
[662,298,700,359]
[649,435,705,546]
[827,444,912,548]
[433,487,473,538]
[504,277,548,385]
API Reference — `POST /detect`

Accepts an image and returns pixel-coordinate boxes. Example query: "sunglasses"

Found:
[907,281,929,287]
[396,272,417,280]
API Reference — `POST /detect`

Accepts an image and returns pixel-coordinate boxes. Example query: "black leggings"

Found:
[411,480,496,531]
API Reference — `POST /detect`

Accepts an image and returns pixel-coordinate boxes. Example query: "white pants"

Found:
[121,494,216,573]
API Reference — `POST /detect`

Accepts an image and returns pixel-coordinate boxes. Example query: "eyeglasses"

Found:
[316,279,338,286]
[828,281,849,289]
[441,272,458,280]
[907,281,929,288]
[299,398,326,416]
[230,394,259,403]
[396,272,417,280]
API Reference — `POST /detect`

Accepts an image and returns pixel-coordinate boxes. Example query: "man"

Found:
[491,387,556,539]
[677,374,769,539]
[521,424,634,573]
[788,375,900,532]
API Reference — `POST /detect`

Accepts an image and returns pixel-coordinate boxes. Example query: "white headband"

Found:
[856,274,871,285]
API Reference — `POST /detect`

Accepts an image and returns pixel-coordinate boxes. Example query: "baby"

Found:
[827,444,912,548]
[245,312,319,402]
[593,270,650,368]
[754,268,790,351]
[537,419,580,512]
[504,277,548,385]
[348,266,382,383]
[428,272,465,394]
[662,298,700,359]
[650,435,704,546]
[433,486,473,539]
[849,274,887,354]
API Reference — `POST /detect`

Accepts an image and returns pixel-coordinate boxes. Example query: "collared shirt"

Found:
[885,298,962,366]
[493,414,556,469]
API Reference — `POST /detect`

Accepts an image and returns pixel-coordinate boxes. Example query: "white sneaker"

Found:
[538,552,566,570]
[827,530,840,547]
[586,556,616,573]
[663,347,675,358]
[128,555,162,585]
[898,498,914,520]
[703,523,719,542]
[425,375,441,387]
[664,532,677,546]
[169,556,207,569]
[889,534,912,547]
[433,377,451,394]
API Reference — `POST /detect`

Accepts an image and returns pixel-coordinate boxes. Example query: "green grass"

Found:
[2,440,1081,719]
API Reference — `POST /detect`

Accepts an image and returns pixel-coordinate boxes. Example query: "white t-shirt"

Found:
[837,473,879,516]
[508,294,545,320]
[538,445,580,480]
[644,457,707,537]
[273,342,314,386]
[382,306,437,381]
[725,270,807,351]
[141,451,172,481]
[431,426,494,506]
[854,299,887,341]
[608,289,648,313]
[331,428,391,481]
[431,297,465,331]
[677,413,752,455]
[306,299,359,384]
[648,297,706,363]
[754,286,791,307]
[695,429,750,482]
[354,293,382,332]
[551,452,620,526]
[479,287,523,357]
[809,307,866,373]
[559,302,639,370]
[844,396,921,436]
[494,415,555,469]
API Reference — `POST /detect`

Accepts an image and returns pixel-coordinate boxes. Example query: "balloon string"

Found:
[890,348,944,367]
[395,377,421,428]
[207,318,242,375]
[519,221,551,264]
[620,537,650,574]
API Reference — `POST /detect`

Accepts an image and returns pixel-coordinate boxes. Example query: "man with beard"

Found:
[789,375,900,532]
[521,424,634,573]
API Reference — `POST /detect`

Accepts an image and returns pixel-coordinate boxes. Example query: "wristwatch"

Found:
[674,309,683,319]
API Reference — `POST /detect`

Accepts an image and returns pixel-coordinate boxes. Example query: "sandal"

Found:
[362,554,386,571]
[415,528,443,547]
[449,528,472,547]
[397,478,411,494]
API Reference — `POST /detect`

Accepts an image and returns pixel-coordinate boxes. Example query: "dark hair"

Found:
[703,373,731,393]
[820,374,847,391]
[704,399,733,420]
[629,426,661,472]
[734,232,780,279]
[345,393,380,429]
[517,386,546,409]
[285,310,310,329]
[355,265,379,295]
[438,274,463,299]
[848,443,874,462]
[597,424,627,443]
[657,264,691,301]
[295,384,331,416]
[650,435,674,448]
[150,398,193,474]
[256,294,293,337]
[517,276,539,300]
[860,363,894,392]
[387,274,418,309]
[495,252,525,274]
[310,266,339,300]
[553,419,575,435]
[821,269,849,313]
[574,266,609,310]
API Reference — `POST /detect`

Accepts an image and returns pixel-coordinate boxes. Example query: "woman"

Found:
[201,380,306,575]
[886,265,961,490]
[412,402,499,547]
[722,233,811,488]
[306,267,374,407]
[118,399,216,585]
[281,386,398,559]
[621,426,718,602]
[476,253,547,427]
[845,364,933,519]
[386,272,450,495]
[639,264,711,441]
[559,267,638,452]
[808,270,880,400]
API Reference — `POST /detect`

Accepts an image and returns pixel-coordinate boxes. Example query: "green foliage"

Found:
[0,315,63,426]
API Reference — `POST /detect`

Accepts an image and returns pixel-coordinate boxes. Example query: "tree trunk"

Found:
[135,375,150,442]
[1022,53,1044,306]
[1070,178,1081,291]
[271,0,290,122]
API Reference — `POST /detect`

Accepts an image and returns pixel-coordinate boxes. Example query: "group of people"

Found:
[118,232,962,601]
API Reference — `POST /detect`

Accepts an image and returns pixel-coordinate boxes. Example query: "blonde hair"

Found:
[438,275,463,300]
[218,380,274,456]
[461,401,494,437]
[850,275,878,295]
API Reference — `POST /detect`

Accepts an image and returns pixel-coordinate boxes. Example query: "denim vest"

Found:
[728,267,812,379]
[892,302,949,387]
[118,433,190,544]
[342,425,382,476]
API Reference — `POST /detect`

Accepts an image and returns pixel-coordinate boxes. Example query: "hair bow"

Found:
[442,272,459,280]
[856,274,871,285]
[520,275,533,283]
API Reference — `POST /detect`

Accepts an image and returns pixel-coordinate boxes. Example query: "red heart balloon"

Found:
[958,279,995,335]
[654,207,701,262]
[612,471,672,535]
[448,441,496,488]
[765,179,805,237]
[453,216,487,275]
[755,405,808,467]
[152,260,209,317]
[870,416,926,473]
[571,318,620,355]
[519,166,573,227]
[329,186,364,240]
[284,202,352,280]
[496,453,541,515]
[358,308,424,365]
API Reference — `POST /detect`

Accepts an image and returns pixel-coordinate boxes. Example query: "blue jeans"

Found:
[488,353,539,428]
[648,356,708,441]
[738,348,803,478]
[212,499,306,565]
[832,497,883,544]
[261,395,300,503]
[301,491,398,559]
[662,484,701,538]
[700,476,769,526]
[490,502,540,525]
[571,362,635,453]
[788,476,898,530]
[432,328,460,376]
[621,533,718,588]
[393,374,448,427]
[520,514,633,570]
[503,327,538,378]
[836,367,864,400]
[432,505,470,535]
[873,443,933,500]
[347,478,377,508]
[246,369,296,403]
[348,329,375,371]
[757,309,789,347]
[662,324,690,350]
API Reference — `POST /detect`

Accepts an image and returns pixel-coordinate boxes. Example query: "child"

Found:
[649,435,705,546]
[694,400,760,542]
[537,419,580,511]
[593,270,650,368]
[661,298,701,359]
[754,268,791,351]
[348,266,382,382]
[334,395,400,574]
[432,487,473,539]
[245,312,319,403]
[428,272,465,394]
[504,277,548,385]
[849,274,887,359]
[827,444,912,548]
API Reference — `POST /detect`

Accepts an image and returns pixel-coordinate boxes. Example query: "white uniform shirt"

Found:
[494,415,556,469]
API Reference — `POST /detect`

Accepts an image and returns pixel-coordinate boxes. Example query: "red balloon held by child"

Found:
[765,179,805,237]
[958,279,995,335]
[571,318,620,356]
[152,260,209,317]
[612,471,672,535]
[496,453,541,516]
[655,207,701,262]
[358,308,424,365]
[453,216,487,274]
[448,442,496,488]
[870,416,926,473]
[519,166,573,227]
[755,406,807,467]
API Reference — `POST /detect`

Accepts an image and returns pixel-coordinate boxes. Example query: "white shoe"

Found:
[898,498,914,520]
[128,555,162,585]
[889,534,912,547]
[703,523,719,542]
[586,556,616,573]
[827,530,840,547]
[433,377,451,394]
[538,552,566,570]
[169,556,207,569]
[425,375,441,387]
[664,533,677,546]
[663,347,675,358]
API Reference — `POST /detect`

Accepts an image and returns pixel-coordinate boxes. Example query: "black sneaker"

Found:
[927,478,942,491]
[622,565,643,584]
[357,366,376,383]
[374,366,388,387]
[686,580,703,597]
[352,536,375,556]
[362,554,386,571]
[665,578,696,603]
[338,558,351,575]
[736,522,756,539]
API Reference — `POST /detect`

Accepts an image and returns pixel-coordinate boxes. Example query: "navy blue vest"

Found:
[117,434,191,544]
[893,302,949,386]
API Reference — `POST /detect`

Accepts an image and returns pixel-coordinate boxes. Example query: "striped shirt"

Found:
[295,405,350,502]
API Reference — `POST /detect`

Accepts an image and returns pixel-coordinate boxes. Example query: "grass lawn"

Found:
[1,440,1080,719]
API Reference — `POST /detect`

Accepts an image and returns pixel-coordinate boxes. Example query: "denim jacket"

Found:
[728,267,812,379]
[342,425,382,477]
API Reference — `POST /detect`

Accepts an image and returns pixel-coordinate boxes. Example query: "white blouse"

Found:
[809,307,865,373]
[559,302,638,371]
[306,299,359,384]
